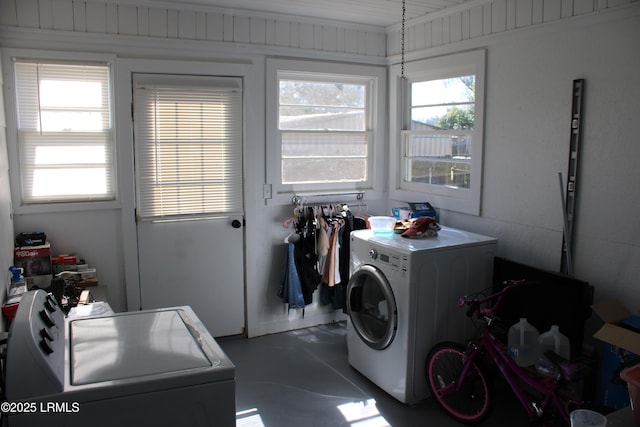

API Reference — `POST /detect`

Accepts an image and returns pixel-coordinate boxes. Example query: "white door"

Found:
[132,73,245,337]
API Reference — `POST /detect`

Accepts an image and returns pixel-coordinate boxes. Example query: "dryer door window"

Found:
[347,265,397,350]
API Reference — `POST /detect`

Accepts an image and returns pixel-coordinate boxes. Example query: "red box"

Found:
[14,243,52,277]
[2,303,19,323]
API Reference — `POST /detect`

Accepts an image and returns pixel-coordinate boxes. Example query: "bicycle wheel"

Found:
[425,342,494,424]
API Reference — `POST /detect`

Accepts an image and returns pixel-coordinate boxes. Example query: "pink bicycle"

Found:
[425,281,587,425]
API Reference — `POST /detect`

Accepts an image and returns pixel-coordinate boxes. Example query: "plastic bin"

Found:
[620,364,640,426]
[368,216,396,235]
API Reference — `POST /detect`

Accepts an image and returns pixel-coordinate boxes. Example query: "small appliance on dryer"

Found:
[346,226,497,405]
[4,290,236,427]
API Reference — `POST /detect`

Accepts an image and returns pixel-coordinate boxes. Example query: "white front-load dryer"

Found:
[346,226,497,405]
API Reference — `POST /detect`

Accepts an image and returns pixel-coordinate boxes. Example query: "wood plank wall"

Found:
[387,0,639,56]
[0,0,387,58]
[0,0,637,59]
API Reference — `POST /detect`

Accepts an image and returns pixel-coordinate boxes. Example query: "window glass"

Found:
[14,60,114,203]
[404,75,475,190]
[278,75,371,185]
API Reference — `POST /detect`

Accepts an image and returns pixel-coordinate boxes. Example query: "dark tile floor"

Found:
[219,321,531,427]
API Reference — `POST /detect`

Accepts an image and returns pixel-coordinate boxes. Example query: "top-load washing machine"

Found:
[346,226,497,405]
[4,290,236,427]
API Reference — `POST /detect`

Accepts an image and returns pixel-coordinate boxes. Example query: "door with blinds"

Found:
[132,73,245,337]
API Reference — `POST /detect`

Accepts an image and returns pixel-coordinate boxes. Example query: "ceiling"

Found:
[148,0,469,27]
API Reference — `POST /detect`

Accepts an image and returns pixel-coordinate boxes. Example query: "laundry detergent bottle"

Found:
[536,325,570,376]
[7,266,26,300]
[508,318,540,367]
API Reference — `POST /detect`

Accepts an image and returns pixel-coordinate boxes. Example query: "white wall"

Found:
[1,0,638,337]
[0,55,15,329]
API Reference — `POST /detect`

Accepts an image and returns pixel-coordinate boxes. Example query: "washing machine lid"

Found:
[351,226,496,253]
[69,308,230,386]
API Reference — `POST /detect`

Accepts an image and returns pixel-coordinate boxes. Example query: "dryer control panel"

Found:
[5,290,65,399]
[365,246,408,278]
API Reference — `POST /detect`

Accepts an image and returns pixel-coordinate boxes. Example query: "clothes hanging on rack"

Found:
[338,210,368,312]
[278,242,305,310]
[320,219,342,287]
[293,229,321,305]
[280,201,368,312]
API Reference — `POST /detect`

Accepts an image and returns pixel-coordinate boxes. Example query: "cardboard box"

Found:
[593,300,640,355]
[14,243,52,277]
[592,300,640,409]
[14,243,53,289]
[392,202,438,220]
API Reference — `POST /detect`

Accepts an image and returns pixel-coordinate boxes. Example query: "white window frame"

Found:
[389,49,486,216]
[2,49,118,213]
[266,58,386,205]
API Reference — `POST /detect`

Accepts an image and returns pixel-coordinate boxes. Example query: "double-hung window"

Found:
[404,76,475,189]
[13,59,115,204]
[266,59,386,203]
[278,74,369,186]
[390,50,486,215]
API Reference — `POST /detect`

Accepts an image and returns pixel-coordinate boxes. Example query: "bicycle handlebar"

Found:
[459,279,528,318]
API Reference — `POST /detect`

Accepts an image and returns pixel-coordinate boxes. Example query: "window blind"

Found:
[133,75,243,220]
[14,60,114,203]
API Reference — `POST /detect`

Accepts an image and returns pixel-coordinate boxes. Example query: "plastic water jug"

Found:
[508,318,540,367]
[536,325,570,376]
[569,409,607,427]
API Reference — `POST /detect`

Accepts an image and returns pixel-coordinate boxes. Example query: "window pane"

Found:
[280,106,364,131]
[411,76,475,130]
[411,76,474,105]
[31,168,108,197]
[40,80,103,109]
[279,80,366,131]
[280,80,365,107]
[283,158,367,184]
[411,104,474,130]
[41,111,106,131]
[281,132,368,184]
[403,133,472,189]
[282,132,367,157]
[405,133,471,158]
[404,158,470,189]
[34,145,107,165]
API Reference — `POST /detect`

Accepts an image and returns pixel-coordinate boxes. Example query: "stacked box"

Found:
[392,202,438,220]
[14,243,52,287]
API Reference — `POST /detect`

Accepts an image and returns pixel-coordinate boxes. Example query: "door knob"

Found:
[231,219,242,229]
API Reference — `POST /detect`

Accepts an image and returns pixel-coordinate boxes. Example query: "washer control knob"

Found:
[44,299,56,313]
[39,309,56,328]
[39,339,54,355]
[368,249,378,259]
[40,328,54,342]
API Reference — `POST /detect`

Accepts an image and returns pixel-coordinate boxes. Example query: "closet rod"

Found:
[292,191,364,205]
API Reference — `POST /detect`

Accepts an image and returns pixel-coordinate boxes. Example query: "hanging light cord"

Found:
[401,0,406,78]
